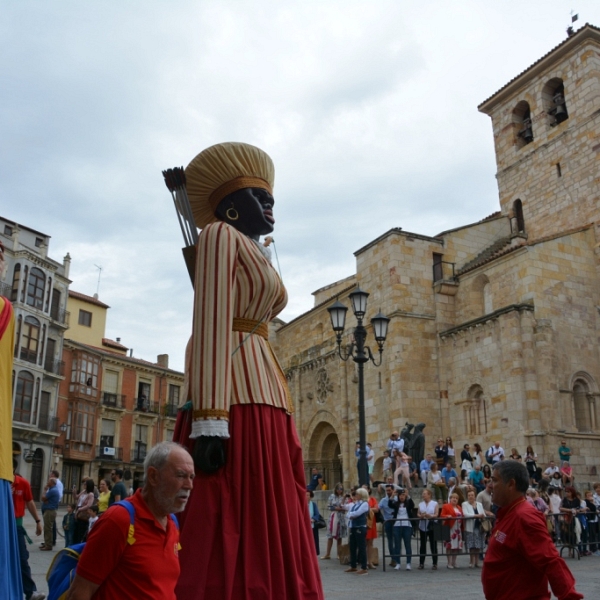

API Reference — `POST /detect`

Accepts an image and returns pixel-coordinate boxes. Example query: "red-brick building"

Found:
[55,291,183,502]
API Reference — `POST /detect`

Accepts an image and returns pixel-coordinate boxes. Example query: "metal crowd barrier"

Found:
[547,511,599,560]
[380,514,496,571]
[379,511,598,570]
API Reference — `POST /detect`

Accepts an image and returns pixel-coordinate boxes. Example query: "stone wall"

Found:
[277,27,600,489]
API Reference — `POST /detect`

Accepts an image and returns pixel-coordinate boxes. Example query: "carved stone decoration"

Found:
[316,368,332,404]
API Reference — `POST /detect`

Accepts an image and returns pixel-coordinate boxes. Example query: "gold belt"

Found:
[232,317,268,340]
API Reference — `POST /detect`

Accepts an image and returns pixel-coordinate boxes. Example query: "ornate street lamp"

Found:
[327,288,390,486]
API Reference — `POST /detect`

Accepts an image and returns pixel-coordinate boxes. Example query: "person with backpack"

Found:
[486,442,505,465]
[65,442,194,600]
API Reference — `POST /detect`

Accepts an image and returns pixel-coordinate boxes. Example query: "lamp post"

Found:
[327,288,390,486]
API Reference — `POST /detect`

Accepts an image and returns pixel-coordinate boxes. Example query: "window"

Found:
[542,78,568,126]
[10,264,20,302]
[168,384,180,406]
[3,224,12,236]
[165,429,174,442]
[100,419,116,448]
[136,380,151,411]
[432,253,443,282]
[573,380,593,432]
[38,391,51,430]
[35,237,43,247]
[20,316,40,363]
[68,402,95,444]
[465,384,487,436]
[513,101,533,148]
[512,199,525,234]
[26,267,45,309]
[78,310,92,327]
[14,371,34,423]
[70,352,99,396]
[133,425,148,462]
[50,289,61,321]
[165,384,179,417]
[472,274,491,317]
[483,283,493,314]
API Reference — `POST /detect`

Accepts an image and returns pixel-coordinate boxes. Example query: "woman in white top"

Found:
[427,463,447,503]
[462,489,486,568]
[445,437,456,467]
[472,443,484,469]
[417,489,439,569]
[394,452,412,489]
[390,490,415,571]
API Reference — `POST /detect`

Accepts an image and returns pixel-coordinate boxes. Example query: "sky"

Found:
[1,1,598,372]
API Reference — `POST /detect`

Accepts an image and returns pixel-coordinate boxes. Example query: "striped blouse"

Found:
[189,221,293,439]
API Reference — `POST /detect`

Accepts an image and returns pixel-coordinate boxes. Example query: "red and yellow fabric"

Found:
[0,296,15,483]
[189,221,292,439]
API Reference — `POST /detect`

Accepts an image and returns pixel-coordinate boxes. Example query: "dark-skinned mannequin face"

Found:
[215,187,275,242]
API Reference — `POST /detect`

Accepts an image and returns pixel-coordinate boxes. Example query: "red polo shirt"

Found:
[482,497,582,600]
[11,474,32,518]
[77,490,180,600]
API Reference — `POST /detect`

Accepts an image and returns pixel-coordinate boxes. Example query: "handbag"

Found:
[367,509,375,529]
[338,543,350,565]
[76,508,91,521]
[368,546,379,566]
[315,515,327,530]
[481,517,492,533]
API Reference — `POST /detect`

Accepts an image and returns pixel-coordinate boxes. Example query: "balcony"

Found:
[96,446,123,461]
[134,398,159,414]
[0,282,11,298]
[49,308,70,328]
[101,392,126,409]
[38,415,59,433]
[131,444,147,463]
[163,403,179,418]
[44,359,65,377]
[433,260,456,283]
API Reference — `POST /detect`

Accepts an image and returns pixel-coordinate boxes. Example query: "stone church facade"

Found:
[272,25,600,487]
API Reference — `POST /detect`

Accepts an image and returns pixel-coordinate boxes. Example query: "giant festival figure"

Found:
[0,241,23,599]
[171,143,324,600]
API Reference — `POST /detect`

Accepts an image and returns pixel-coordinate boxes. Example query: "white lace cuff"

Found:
[190,419,230,439]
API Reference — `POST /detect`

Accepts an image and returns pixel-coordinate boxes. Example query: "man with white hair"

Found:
[67,442,194,600]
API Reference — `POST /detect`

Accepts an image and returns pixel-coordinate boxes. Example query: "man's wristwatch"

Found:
[35,519,41,523]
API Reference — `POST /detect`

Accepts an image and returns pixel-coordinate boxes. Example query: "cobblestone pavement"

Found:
[24,511,599,598]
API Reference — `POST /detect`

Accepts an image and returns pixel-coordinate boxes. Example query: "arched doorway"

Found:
[306,421,342,488]
[30,448,45,501]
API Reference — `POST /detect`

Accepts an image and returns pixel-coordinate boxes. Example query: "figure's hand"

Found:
[193,436,227,474]
[35,522,42,536]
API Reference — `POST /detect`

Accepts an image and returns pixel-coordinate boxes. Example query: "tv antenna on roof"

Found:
[567,10,579,37]
[94,264,103,296]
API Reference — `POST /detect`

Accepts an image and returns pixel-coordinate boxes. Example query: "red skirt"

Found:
[174,404,324,600]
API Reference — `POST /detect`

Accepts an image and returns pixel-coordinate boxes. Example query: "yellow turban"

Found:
[185,142,275,230]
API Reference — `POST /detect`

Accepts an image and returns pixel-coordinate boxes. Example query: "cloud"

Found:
[1,0,598,370]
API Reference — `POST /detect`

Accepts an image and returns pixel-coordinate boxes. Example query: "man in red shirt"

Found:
[12,460,45,600]
[482,460,582,600]
[67,442,194,600]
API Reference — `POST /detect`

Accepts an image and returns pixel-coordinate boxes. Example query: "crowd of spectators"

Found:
[309,432,600,575]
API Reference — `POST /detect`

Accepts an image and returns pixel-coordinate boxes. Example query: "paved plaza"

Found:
[23,510,599,598]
